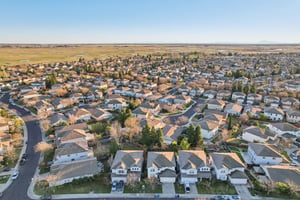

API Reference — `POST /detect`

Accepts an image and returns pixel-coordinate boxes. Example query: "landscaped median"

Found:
[34,173,111,195]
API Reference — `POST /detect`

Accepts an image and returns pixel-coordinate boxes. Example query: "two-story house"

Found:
[268,123,300,138]
[111,150,144,183]
[147,152,176,183]
[210,153,247,185]
[224,103,243,116]
[242,126,277,143]
[248,143,283,165]
[178,150,211,184]
[286,110,300,124]
[207,99,225,111]
[264,107,284,121]
[53,140,93,164]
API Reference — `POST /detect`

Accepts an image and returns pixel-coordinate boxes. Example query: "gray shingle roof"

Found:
[211,153,245,170]
[147,152,175,168]
[249,143,282,158]
[111,150,143,170]
[178,150,208,170]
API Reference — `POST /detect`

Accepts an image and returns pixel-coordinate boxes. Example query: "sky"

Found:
[1,0,300,44]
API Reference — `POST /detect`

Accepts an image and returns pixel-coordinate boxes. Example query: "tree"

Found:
[179,138,190,150]
[109,138,119,156]
[125,117,141,142]
[117,108,132,127]
[244,82,251,94]
[228,116,233,130]
[251,82,257,93]
[239,113,249,124]
[194,125,204,148]
[155,128,164,147]
[232,81,238,92]
[276,182,291,194]
[34,142,53,153]
[186,124,195,144]
[110,121,122,144]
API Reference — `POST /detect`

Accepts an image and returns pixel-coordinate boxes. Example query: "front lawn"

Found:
[0,175,10,183]
[34,173,111,195]
[39,149,55,174]
[124,180,162,193]
[174,182,185,194]
[197,180,237,195]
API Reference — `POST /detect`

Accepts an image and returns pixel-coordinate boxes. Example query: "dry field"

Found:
[1,44,300,66]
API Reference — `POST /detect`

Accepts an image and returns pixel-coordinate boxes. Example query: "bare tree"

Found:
[125,117,141,142]
[68,114,76,125]
[34,142,53,153]
[41,119,51,131]
[126,173,138,190]
[110,121,122,144]
[239,113,249,124]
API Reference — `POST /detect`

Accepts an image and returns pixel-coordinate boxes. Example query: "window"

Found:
[150,168,155,172]
[118,169,125,174]
[221,170,226,173]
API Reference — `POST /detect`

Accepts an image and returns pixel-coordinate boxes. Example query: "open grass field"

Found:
[1,44,300,66]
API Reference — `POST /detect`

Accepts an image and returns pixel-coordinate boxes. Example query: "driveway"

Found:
[162,183,175,194]
[234,184,252,200]
[189,183,198,194]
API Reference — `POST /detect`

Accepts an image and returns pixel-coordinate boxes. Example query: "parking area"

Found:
[234,184,251,200]
[162,183,175,194]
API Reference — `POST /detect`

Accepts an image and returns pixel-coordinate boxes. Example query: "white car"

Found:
[11,171,19,180]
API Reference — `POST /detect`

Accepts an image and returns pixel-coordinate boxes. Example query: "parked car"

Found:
[22,153,28,160]
[40,194,52,200]
[111,181,117,192]
[184,183,190,193]
[2,167,11,172]
[20,158,26,166]
[12,171,19,180]
[117,180,124,191]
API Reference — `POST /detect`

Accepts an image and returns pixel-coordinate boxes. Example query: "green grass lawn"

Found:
[174,182,185,194]
[34,173,111,195]
[124,180,162,193]
[249,187,300,200]
[197,180,237,195]
[0,175,10,184]
[39,148,55,174]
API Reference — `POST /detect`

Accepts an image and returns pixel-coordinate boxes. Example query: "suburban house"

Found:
[53,140,93,164]
[248,143,283,165]
[139,102,161,115]
[246,93,262,105]
[55,127,94,145]
[263,107,285,121]
[243,105,262,118]
[162,125,184,144]
[174,95,192,104]
[177,150,211,184]
[106,99,127,111]
[224,103,243,116]
[280,97,300,109]
[242,126,277,143]
[111,150,144,183]
[286,110,300,123]
[203,90,217,99]
[197,119,219,139]
[132,107,151,119]
[210,153,247,184]
[268,123,300,138]
[207,99,225,111]
[264,95,280,105]
[231,92,246,102]
[260,165,300,191]
[48,113,68,127]
[48,157,99,187]
[51,98,73,110]
[66,108,91,122]
[87,108,112,121]
[147,152,176,183]
[216,90,231,100]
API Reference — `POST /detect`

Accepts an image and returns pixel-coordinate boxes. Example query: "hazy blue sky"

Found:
[1,0,299,43]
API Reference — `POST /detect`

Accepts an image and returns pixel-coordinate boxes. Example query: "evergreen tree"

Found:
[194,125,204,148]
[179,138,190,150]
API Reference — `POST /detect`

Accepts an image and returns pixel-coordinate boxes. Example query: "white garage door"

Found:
[160,177,176,183]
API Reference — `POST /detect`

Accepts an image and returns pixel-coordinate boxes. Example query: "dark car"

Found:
[20,158,26,166]
[117,180,124,191]
[2,167,11,172]
[40,194,52,200]
[22,153,28,160]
